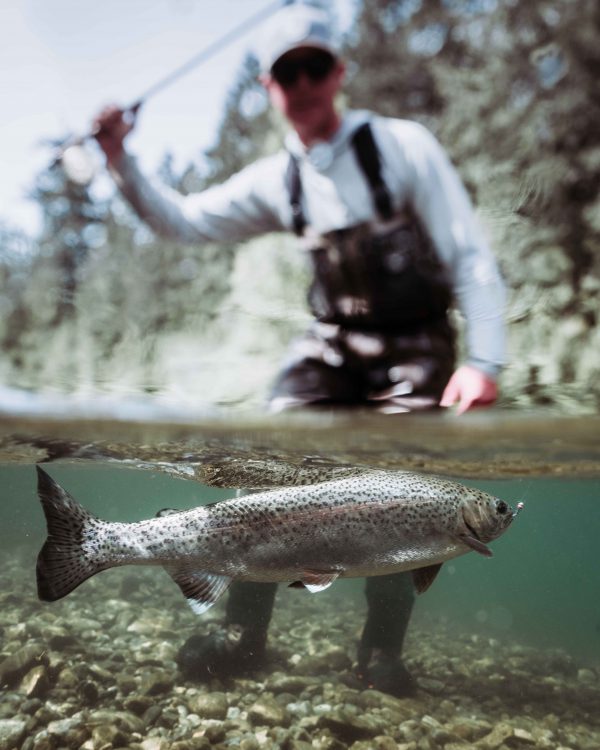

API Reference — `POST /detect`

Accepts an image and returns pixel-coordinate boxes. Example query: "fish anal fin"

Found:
[296,569,340,593]
[412,563,443,594]
[165,566,231,615]
[460,535,493,557]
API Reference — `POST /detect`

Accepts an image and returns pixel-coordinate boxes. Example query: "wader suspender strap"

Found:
[351,122,394,222]
[284,122,394,236]
[285,154,306,236]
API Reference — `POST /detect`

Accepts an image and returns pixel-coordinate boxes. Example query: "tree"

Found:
[200,54,273,187]
[30,143,108,324]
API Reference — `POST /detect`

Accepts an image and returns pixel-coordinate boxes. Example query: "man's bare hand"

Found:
[93,105,137,166]
[440,365,498,415]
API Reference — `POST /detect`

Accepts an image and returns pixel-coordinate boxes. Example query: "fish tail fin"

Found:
[36,466,108,602]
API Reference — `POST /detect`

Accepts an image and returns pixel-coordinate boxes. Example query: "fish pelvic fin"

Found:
[288,569,340,593]
[36,466,107,602]
[164,565,232,615]
[412,563,443,594]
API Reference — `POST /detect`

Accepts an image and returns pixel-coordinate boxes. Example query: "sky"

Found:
[0,0,355,238]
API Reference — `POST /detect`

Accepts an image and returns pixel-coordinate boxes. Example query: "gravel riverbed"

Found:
[1,551,598,750]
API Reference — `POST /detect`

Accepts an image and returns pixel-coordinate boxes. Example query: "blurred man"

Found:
[94,3,505,696]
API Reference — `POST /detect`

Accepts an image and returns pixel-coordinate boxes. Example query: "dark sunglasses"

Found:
[271,50,336,89]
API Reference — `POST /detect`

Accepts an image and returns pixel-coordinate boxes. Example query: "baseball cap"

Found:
[258,3,340,72]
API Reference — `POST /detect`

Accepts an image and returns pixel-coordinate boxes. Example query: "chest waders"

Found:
[287,122,452,330]
[270,122,456,411]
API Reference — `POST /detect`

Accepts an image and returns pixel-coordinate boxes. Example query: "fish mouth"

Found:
[498,499,517,530]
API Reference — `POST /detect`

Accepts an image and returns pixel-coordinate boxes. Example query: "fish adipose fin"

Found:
[36,466,106,602]
[164,566,232,615]
[155,508,181,517]
[412,563,443,594]
[288,570,340,593]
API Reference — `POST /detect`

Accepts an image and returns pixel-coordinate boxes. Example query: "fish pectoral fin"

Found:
[459,535,493,557]
[412,563,443,594]
[294,569,340,593]
[164,565,232,615]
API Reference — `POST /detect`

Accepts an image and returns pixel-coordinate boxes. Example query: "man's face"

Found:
[263,47,345,141]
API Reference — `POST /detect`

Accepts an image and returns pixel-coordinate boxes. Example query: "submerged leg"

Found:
[225,581,278,668]
[357,572,416,696]
[177,488,278,681]
[177,581,278,680]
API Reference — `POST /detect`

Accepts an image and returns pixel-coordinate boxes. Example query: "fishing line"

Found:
[132,0,284,108]
[57,0,285,182]
[513,476,532,518]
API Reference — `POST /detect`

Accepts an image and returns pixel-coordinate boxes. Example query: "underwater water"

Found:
[0,462,599,750]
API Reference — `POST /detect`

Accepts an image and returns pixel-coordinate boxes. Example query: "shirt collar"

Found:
[284,110,373,170]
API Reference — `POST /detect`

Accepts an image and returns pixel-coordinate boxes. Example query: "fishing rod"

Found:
[58,0,285,183]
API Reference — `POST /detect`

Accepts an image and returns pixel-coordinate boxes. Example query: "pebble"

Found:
[447,717,493,740]
[0,645,47,687]
[139,669,175,696]
[0,720,27,750]
[317,710,386,743]
[91,724,128,747]
[265,674,317,694]
[286,700,312,717]
[348,738,397,750]
[123,695,155,716]
[416,677,445,693]
[188,692,228,720]
[513,727,536,744]
[140,738,170,750]
[18,666,49,699]
[478,722,530,749]
[248,697,290,727]
[87,709,146,734]
[46,717,82,736]
[577,668,596,684]
[292,646,352,675]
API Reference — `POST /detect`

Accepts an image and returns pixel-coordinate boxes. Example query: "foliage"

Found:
[345,0,600,410]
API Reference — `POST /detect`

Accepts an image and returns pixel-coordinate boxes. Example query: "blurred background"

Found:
[1,0,598,413]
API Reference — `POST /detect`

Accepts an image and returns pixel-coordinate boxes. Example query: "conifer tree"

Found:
[30,144,108,324]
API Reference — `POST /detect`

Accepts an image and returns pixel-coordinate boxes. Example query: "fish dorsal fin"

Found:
[164,566,231,615]
[412,563,443,594]
[292,570,340,593]
[460,535,493,557]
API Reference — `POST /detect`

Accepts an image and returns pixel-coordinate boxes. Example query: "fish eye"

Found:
[495,500,508,515]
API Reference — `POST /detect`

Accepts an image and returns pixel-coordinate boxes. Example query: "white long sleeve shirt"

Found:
[111,110,506,376]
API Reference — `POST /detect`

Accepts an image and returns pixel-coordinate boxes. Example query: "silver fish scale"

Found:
[88,471,507,582]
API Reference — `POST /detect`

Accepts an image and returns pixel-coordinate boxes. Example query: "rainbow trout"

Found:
[35,467,520,613]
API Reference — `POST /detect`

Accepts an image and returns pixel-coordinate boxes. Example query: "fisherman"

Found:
[93,3,506,696]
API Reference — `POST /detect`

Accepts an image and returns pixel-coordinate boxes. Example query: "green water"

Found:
[2,460,600,750]
[2,463,599,664]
